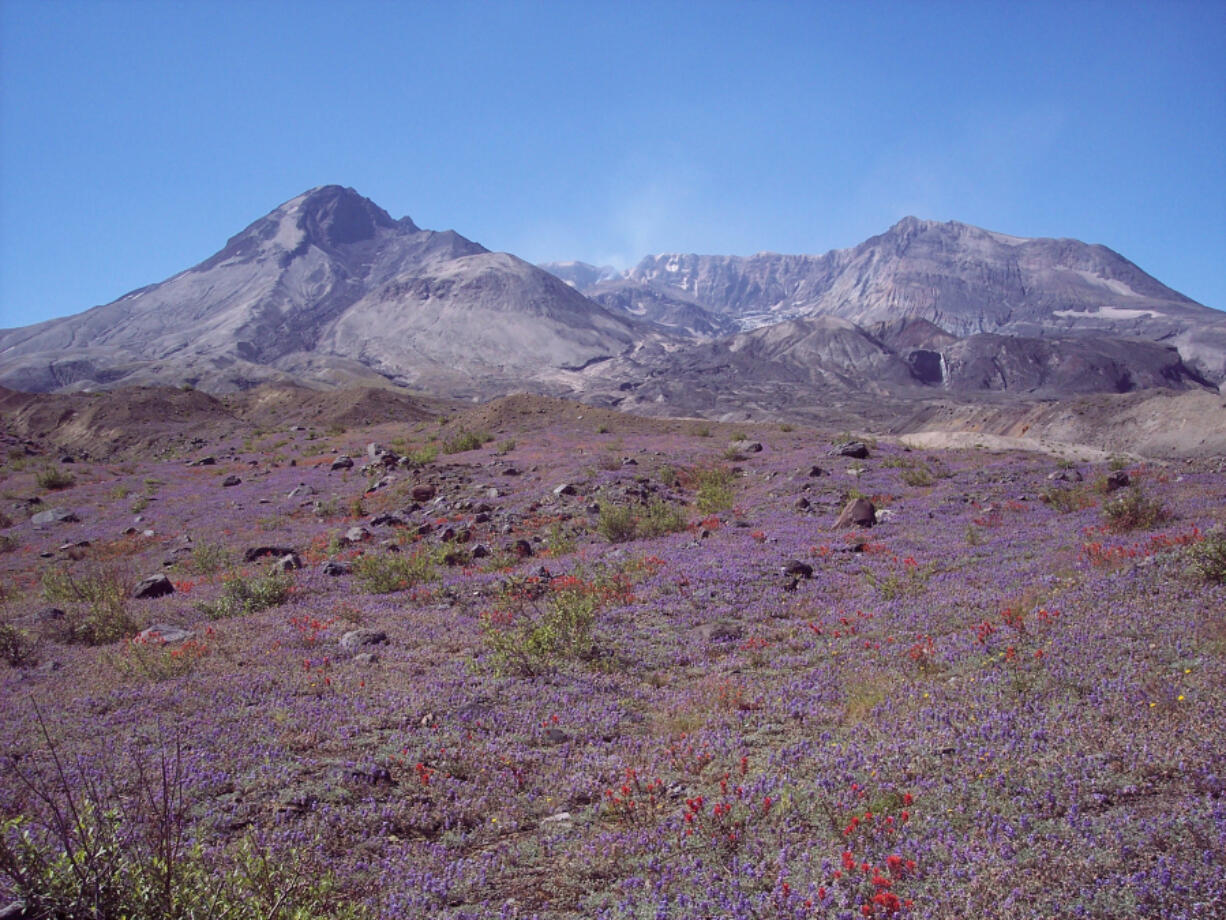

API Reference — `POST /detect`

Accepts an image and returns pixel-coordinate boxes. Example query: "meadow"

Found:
[1,397,1223,919]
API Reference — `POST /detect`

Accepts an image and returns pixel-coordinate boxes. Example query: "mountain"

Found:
[0,186,638,395]
[548,218,1226,381]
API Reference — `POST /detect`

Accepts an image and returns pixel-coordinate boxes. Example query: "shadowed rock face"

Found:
[0,187,637,394]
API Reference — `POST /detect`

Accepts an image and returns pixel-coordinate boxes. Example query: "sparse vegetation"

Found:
[597,500,687,543]
[352,549,439,593]
[36,465,76,491]
[198,569,293,619]
[41,565,137,645]
[1187,529,1226,584]
[1101,486,1170,532]
[687,463,737,513]
[443,429,492,453]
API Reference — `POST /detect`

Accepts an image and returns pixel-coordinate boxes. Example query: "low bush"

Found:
[0,724,370,920]
[198,570,293,620]
[687,464,737,514]
[597,500,688,543]
[352,550,439,594]
[41,565,137,645]
[1102,486,1169,532]
[0,622,35,666]
[481,572,606,676]
[1187,530,1226,584]
[35,466,76,491]
[443,429,491,454]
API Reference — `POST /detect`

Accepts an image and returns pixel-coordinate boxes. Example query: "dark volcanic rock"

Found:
[133,574,175,599]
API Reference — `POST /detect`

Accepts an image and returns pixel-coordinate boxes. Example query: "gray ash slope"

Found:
[0,186,638,395]
[545,217,1225,383]
[0,187,1220,410]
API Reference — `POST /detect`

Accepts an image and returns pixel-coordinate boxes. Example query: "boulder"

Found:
[344,526,371,544]
[834,441,870,459]
[834,497,876,529]
[331,456,354,471]
[273,553,302,572]
[781,559,813,579]
[411,484,436,502]
[31,508,78,527]
[1105,470,1130,492]
[137,623,194,643]
[340,629,388,652]
[322,561,351,577]
[132,575,175,599]
[243,546,295,562]
[221,475,241,487]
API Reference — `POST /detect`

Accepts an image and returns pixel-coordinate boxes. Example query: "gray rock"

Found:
[273,553,302,572]
[137,623,194,643]
[244,546,295,562]
[331,456,354,471]
[132,575,175,599]
[322,561,351,576]
[287,483,318,498]
[411,484,436,502]
[743,441,763,453]
[553,483,578,496]
[221,474,242,487]
[1105,470,1131,491]
[340,629,388,652]
[834,441,870,459]
[344,526,371,544]
[31,508,78,527]
[834,497,876,528]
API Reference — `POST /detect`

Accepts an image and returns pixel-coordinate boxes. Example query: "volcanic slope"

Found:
[0,186,637,395]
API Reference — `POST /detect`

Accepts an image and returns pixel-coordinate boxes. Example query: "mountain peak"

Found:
[291,185,407,247]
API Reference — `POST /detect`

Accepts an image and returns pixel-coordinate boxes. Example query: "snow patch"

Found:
[1054,306,1164,321]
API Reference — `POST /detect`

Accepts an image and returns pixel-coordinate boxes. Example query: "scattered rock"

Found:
[875,508,898,524]
[243,546,295,563]
[221,475,242,487]
[743,441,763,453]
[370,513,406,527]
[793,497,811,511]
[340,629,388,652]
[347,764,395,787]
[132,575,175,599]
[1047,468,1083,482]
[553,483,578,496]
[322,561,351,577]
[781,560,813,579]
[834,497,876,529]
[344,526,371,544]
[834,441,870,459]
[273,553,302,572]
[31,508,79,527]
[541,811,573,827]
[511,539,533,558]
[189,456,217,467]
[543,728,571,745]
[331,456,354,471]
[1105,470,1131,492]
[137,623,194,643]
[353,652,378,665]
[412,484,436,502]
[287,483,318,498]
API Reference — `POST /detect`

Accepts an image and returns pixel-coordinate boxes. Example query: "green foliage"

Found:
[184,540,234,576]
[689,464,737,514]
[41,565,137,645]
[1187,530,1226,584]
[198,570,293,620]
[0,622,35,666]
[0,731,370,920]
[595,424,610,434]
[481,573,604,676]
[1101,487,1170,533]
[443,429,492,453]
[597,500,688,543]
[689,424,712,438]
[1040,486,1096,513]
[899,465,935,487]
[495,439,516,455]
[35,465,76,491]
[352,549,439,594]
[1107,454,1130,471]
[657,465,677,487]
[779,423,794,432]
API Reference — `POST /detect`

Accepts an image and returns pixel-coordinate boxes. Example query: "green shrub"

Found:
[690,464,737,514]
[352,550,439,594]
[1187,531,1226,584]
[0,731,370,920]
[597,503,639,543]
[41,566,137,645]
[900,465,935,487]
[689,424,712,438]
[0,622,35,666]
[495,439,516,455]
[184,540,234,576]
[198,570,293,620]
[36,466,76,491]
[443,430,491,453]
[403,443,438,467]
[481,573,603,676]
[639,500,688,538]
[1101,487,1169,533]
[1040,486,1096,513]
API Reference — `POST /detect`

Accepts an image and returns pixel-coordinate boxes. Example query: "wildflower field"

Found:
[1,397,1223,919]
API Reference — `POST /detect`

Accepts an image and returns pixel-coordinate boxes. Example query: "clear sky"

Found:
[1,0,1223,328]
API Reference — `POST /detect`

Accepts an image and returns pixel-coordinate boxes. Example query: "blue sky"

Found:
[1,0,1223,328]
